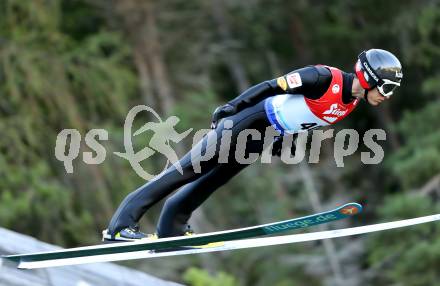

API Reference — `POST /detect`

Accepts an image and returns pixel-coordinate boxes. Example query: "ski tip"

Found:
[338,203,363,216]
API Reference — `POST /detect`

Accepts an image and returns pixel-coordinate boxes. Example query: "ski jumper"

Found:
[108,65,360,238]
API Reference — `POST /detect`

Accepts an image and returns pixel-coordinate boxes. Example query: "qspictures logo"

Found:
[55,105,387,181]
[113,105,192,180]
[55,105,192,180]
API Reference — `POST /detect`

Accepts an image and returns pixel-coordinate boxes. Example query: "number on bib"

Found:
[300,123,318,130]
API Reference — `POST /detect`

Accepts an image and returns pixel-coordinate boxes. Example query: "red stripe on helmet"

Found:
[355,61,371,89]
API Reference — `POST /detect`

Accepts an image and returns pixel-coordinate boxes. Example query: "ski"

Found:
[3,202,362,268]
[16,212,439,269]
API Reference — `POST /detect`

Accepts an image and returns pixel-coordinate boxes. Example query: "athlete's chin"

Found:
[368,101,382,106]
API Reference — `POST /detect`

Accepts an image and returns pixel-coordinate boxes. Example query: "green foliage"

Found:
[0,0,439,284]
[0,159,94,244]
[0,0,137,245]
[65,31,137,120]
[387,102,440,188]
[183,267,239,286]
[367,194,440,286]
[173,90,217,132]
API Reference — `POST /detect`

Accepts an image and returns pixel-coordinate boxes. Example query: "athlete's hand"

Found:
[211,103,237,129]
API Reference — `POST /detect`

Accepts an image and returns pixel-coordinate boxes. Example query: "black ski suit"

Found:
[107,65,356,238]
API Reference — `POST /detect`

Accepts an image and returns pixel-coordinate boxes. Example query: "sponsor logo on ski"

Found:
[339,206,360,215]
[263,213,337,232]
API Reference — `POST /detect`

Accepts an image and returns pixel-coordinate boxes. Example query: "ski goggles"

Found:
[376,79,400,98]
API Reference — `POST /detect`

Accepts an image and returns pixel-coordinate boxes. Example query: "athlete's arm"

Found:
[211,66,331,128]
[276,65,331,99]
[211,81,279,128]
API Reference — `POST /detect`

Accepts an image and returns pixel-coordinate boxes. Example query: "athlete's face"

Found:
[366,88,388,106]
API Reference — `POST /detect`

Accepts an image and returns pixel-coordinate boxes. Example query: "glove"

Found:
[272,135,297,157]
[210,103,237,129]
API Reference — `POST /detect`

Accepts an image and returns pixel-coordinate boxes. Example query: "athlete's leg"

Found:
[156,118,272,237]
[107,128,221,236]
[107,100,271,237]
[156,162,248,237]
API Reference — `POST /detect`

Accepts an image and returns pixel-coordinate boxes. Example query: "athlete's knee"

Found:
[162,194,182,213]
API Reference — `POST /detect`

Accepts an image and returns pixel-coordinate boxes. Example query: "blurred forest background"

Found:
[0,0,440,285]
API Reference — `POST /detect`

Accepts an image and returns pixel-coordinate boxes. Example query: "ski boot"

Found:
[102,224,158,243]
